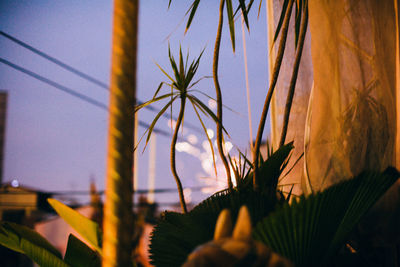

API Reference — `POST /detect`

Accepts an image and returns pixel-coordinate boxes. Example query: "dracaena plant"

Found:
[174,0,309,191]
[135,46,226,213]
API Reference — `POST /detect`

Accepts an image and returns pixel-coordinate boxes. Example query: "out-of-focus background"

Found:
[0,0,270,207]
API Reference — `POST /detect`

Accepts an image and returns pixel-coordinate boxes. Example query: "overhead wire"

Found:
[0,57,172,137]
[0,30,203,133]
[0,185,213,195]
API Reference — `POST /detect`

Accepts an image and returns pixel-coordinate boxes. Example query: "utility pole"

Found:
[148,133,156,203]
[102,0,139,266]
[0,91,7,185]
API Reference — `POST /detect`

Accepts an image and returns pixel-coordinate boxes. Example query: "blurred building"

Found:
[0,182,53,267]
[0,91,7,185]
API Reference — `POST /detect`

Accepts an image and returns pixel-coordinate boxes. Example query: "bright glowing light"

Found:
[201,158,213,173]
[167,119,176,129]
[176,142,190,152]
[184,188,192,203]
[202,140,211,151]
[11,179,19,188]
[206,128,214,139]
[224,141,233,152]
[187,134,198,144]
[208,99,217,110]
[176,142,201,157]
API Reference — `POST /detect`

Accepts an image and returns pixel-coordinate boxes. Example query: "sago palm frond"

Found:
[253,167,400,267]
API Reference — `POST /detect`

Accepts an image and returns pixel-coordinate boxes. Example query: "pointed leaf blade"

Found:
[47,199,102,254]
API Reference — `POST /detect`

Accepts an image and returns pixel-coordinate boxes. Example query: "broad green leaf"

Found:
[0,222,68,267]
[64,234,101,267]
[47,199,102,254]
[0,224,24,254]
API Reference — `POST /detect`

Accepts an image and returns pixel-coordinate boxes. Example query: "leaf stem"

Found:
[171,94,187,213]
[279,2,308,148]
[213,0,233,190]
[252,0,294,190]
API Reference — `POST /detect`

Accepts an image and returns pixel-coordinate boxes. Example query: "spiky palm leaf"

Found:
[149,143,294,267]
[253,167,399,267]
[184,0,254,52]
[149,189,279,267]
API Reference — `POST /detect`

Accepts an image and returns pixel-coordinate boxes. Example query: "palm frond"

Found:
[150,188,278,267]
[149,144,294,266]
[253,167,400,267]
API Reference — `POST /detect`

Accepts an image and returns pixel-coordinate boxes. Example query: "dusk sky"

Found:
[0,1,271,206]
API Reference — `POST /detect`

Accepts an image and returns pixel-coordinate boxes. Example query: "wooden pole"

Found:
[102,0,139,266]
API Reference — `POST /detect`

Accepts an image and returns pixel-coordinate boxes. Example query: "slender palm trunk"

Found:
[252,0,294,190]
[279,3,308,148]
[171,95,187,213]
[214,0,233,190]
[102,0,138,266]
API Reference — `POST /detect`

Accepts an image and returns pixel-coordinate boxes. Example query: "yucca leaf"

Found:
[253,167,399,267]
[190,98,217,177]
[280,151,303,182]
[238,0,250,30]
[178,47,185,84]
[153,82,165,99]
[135,92,175,113]
[273,0,290,44]
[294,0,304,47]
[64,234,100,267]
[47,199,102,254]
[0,222,68,267]
[155,61,175,83]
[187,76,209,90]
[185,0,201,34]
[189,89,239,115]
[226,0,236,52]
[189,95,229,135]
[144,95,178,149]
[168,47,181,86]
[242,142,294,191]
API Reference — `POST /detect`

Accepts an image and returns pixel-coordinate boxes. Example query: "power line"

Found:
[0,186,212,195]
[0,57,171,137]
[0,58,108,110]
[0,31,203,133]
[0,31,109,90]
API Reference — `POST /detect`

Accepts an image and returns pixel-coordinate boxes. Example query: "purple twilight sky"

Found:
[0,1,271,206]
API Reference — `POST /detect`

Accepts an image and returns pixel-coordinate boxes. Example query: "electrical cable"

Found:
[0,57,172,137]
[0,30,202,133]
[0,186,212,195]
